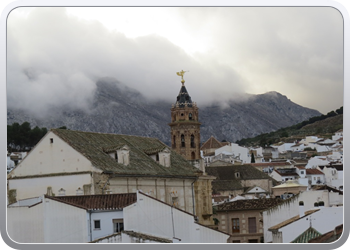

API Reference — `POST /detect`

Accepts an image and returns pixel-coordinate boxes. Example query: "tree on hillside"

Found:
[251,152,255,163]
[7,122,48,152]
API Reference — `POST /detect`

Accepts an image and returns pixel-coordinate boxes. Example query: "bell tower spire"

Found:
[169,70,201,160]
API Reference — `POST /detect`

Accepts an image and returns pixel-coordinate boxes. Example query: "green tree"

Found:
[251,152,255,163]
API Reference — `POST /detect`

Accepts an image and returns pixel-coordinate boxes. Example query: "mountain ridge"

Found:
[7,79,321,145]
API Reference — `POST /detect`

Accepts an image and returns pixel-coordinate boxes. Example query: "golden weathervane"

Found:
[176,70,189,85]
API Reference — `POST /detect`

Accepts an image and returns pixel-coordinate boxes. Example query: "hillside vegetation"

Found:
[236,107,343,147]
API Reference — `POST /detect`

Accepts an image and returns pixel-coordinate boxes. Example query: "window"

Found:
[114,152,118,161]
[50,138,53,143]
[94,220,101,230]
[181,134,185,147]
[232,218,240,233]
[113,219,124,233]
[189,113,193,120]
[173,135,176,148]
[190,134,195,148]
[156,154,159,162]
[232,240,240,243]
[248,217,257,233]
[248,239,258,243]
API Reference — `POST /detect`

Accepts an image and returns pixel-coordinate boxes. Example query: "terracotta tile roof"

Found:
[200,136,226,150]
[51,129,202,177]
[46,193,137,210]
[308,224,343,243]
[216,198,284,211]
[306,169,324,175]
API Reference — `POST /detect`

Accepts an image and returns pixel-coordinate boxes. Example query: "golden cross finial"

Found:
[176,70,189,85]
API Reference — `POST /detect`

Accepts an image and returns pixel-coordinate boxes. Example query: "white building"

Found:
[7,191,229,243]
[263,190,343,243]
[268,206,343,243]
[214,143,257,164]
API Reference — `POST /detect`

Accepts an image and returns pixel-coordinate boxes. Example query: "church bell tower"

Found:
[169,70,201,160]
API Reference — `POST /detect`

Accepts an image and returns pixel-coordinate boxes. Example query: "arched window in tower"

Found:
[189,113,193,120]
[181,134,185,147]
[191,134,195,148]
[191,151,195,160]
[173,135,176,149]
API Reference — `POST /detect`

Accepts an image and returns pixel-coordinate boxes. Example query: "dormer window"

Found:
[104,145,130,166]
[158,148,171,167]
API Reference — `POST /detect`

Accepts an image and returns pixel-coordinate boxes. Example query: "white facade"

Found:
[7,196,89,243]
[124,191,229,243]
[306,156,329,169]
[332,130,343,141]
[271,143,295,154]
[271,207,343,243]
[215,143,250,164]
[263,190,343,243]
[7,195,125,243]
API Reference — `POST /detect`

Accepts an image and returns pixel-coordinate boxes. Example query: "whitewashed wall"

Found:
[90,210,123,241]
[263,190,332,243]
[276,207,343,243]
[215,143,250,163]
[43,197,88,243]
[108,177,195,214]
[7,200,44,243]
[9,132,94,177]
[123,192,228,243]
[7,196,89,243]
[8,173,92,200]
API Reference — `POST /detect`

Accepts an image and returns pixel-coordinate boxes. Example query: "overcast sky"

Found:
[7,7,344,115]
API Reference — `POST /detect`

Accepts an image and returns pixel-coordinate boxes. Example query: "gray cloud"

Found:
[7,7,343,116]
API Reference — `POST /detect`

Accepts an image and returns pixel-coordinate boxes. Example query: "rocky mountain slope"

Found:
[7,79,321,145]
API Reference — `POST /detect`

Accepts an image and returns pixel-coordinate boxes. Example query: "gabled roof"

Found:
[51,129,202,177]
[216,198,284,212]
[306,169,324,175]
[206,164,278,193]
[200,136,226,150]
[291,227,322,243]
[46,193,137,210]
